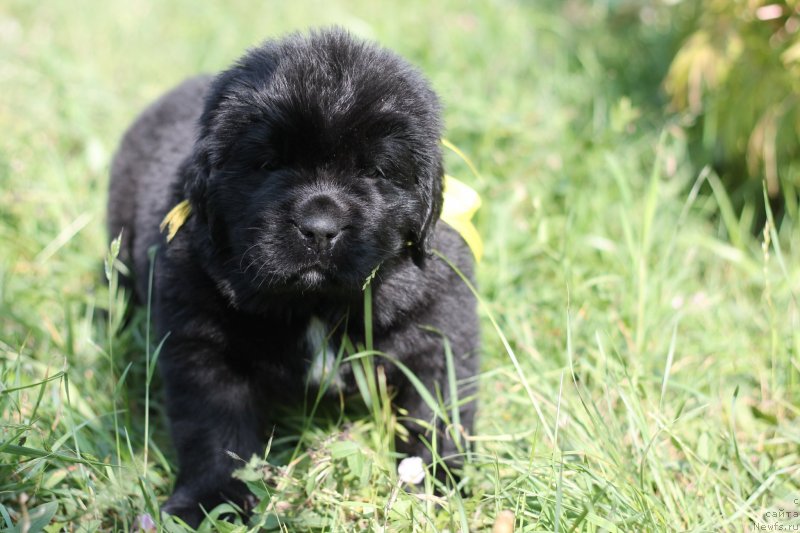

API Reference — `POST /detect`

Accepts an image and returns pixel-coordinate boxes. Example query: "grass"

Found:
[1,0,799,531]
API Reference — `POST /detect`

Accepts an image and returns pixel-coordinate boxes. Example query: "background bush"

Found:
[665,0,800,215]
[585,0,800,225]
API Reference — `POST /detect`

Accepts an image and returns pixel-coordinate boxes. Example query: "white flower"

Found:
[397,456,426,485]
[134,513,156,532]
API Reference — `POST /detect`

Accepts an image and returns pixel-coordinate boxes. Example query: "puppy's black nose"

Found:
[297,214,342,251]
[295,195,347,253]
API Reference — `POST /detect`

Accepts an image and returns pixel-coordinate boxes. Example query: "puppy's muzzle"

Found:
[294,195,348,254]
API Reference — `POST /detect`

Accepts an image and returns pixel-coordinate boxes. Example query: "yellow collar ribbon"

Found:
[159,199,193,243]
[161,141,483,261]
[440,174,482,261]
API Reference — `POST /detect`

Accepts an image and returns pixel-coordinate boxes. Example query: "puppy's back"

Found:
[108,76,211,299]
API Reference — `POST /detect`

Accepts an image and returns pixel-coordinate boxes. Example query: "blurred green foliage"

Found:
[662,0,800,219]
[570,0,800,223]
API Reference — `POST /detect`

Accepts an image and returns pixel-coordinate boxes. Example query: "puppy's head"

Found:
[184,29,443,298]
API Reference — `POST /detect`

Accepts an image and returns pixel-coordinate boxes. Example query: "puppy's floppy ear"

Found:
[180,70,240,246]
[181,141,209,218]
[180,140,227,246]
[411,155,444,266]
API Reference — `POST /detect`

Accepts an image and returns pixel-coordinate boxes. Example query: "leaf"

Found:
[329,440,360,459]
[21,501,58,533]
[782,40,800,65]
[104,232,122,282]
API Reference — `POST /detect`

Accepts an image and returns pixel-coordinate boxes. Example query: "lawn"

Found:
[1,1,799,531]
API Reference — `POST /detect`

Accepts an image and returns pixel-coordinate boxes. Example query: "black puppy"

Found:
[108,29,478,526]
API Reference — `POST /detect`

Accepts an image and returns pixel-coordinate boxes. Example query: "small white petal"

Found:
[398,456,426,485]
[756,4,783,20]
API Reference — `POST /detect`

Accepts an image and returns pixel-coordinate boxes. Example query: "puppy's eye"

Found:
[369,167,387,179]
[259,160,281,172]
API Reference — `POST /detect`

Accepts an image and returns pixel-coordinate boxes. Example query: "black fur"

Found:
[108,29,478,527]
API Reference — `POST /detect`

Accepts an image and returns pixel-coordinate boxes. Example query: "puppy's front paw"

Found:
[161,491,206,529]
[162,484,256,529]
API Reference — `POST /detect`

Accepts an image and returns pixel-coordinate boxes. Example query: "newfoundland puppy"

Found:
[108,28,479,526]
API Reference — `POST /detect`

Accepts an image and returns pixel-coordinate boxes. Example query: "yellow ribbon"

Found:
[159,199,192,243]
[441,174,482,261]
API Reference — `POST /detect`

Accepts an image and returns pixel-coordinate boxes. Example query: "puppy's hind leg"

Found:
[393,374,476,489]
